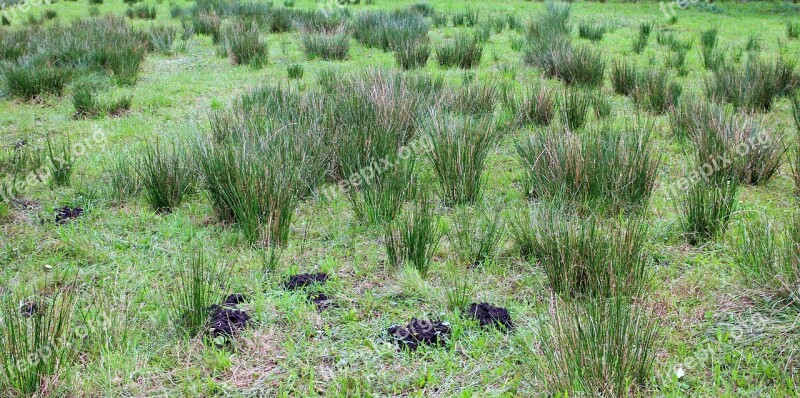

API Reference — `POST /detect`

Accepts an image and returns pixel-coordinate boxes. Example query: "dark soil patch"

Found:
[284,273,329,290]
[309,292,335,311]
[222,293,248,306]
[388,318,451,351]
[206,294,251,343]
[467,302,513,330]
[20,301,39,318]
[55,206,84,224]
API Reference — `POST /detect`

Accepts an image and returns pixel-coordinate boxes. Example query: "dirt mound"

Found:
[55,206,84,224]
[222,293,248,306]
[284,273,328,290]
[206,294,251,343]
[388,318,451,351]
[467,302,513,330]
[20,301,39,317]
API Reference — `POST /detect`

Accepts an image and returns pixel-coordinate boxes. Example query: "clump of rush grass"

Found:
[559,89,590,130]
[631,68,682,114]
[705,57,799,112]
[527,39,606,88]
[136,140,196,213]
[106,150,140,203]
[346,158,418,225]
[448,207,505,267]
[632,20,653,54]
[435,33,483,69]
[522,206,651,298]
[610,60,639,96]
[690,108,787,185]
[191,11,222,42]
[745,35,761,52]
[665,45,689,76]
[0,288,78,396]
[700,27,725,71]
[509,81,557,127]
[220,21,268,67]
[735,215,800,302]
[590,90,611,119]
[384,194,443,277]
[325,85,419,224]
[300,25,351,61]
[3,58,70,100]
[431,11,448,28]
[169,251,224,338]
[448,79,499,116]
[424,114,499,206]
[0,142,42,202]
[287,63,304,79]
[195,134,312,247]
[142,25,178,55]
[451,8,479,27]
[72,83,132,119]
[524,296,659,397]
[352,9,430,52]
[442,261,475,312]
[46,135,75,187]
[516,123,659,215]
[788,22,800,40]
[700,26,718,50]
[201,85,326,241]
[668,95,713,141]
[792,96,800,196]
[681,179,739,246]
[578,20,605,41]
[126,4,157,20]
[393,37,430,70]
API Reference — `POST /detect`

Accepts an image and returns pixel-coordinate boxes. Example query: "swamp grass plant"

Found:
[526,296,659,397]
[508,81,557,127]
[0,288,77,396]
[523,207,651,299]
[169,251,224,338]
[300,26,351,61]
[46,135,75,187]
[425,115,499,206]
[516,124,659,215]
[137,140,196,213]
[681,179,739,246]
[690,108,786,185]
[704,57,799,112]
[559,89,590,130]
[385,195,443,277]
[221,21,269,67]
[448,207,505,267]
[735,216,800,302]
[435,33,483,69]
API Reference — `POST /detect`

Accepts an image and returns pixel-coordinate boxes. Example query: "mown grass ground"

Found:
[1,0,800,396]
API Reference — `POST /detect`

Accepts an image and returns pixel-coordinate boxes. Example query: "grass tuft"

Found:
[425,115,499,206]
[524,207,650,298]
[517,123,659,215]
[221,21,269,67]
[169,251,223,338]
[0,289,78,396]
[300,25,351,61]
[526,296,659,396]
[136,140,196,213]
[435,33,483,69]
[448,207,505,267]
[681,179,739,246]
[385,195,443,277]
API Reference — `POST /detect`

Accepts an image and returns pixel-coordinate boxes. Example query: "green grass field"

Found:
[1,0,800,396]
